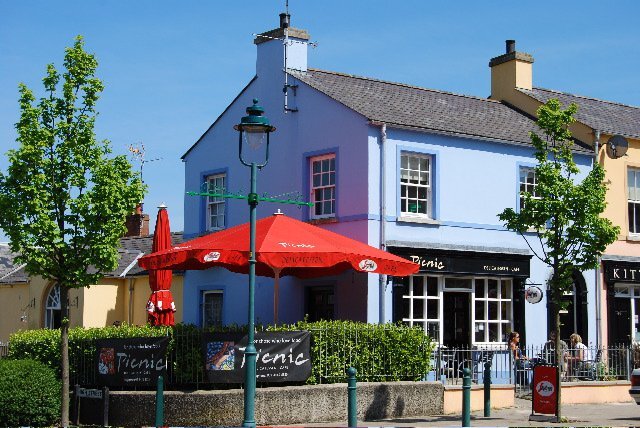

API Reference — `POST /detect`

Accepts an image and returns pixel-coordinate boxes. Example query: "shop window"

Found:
[400,153,432,218]
[202,290,223,328]
[473,278,512,343]
[206,174,226,231]
[402,275,440,341]
[44,284,62,329]
[628,168,640,235]
[310,154,336,219]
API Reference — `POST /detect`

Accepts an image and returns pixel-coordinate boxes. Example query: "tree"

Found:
[498,99,619,421]
[0,36,145,426]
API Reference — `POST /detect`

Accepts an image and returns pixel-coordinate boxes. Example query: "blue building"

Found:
[180,16,596,347]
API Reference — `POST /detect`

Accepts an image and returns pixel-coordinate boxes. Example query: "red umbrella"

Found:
[139,211,418,321]
[146,204,176,326]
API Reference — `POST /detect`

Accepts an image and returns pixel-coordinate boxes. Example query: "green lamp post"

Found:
[234,99,276,428]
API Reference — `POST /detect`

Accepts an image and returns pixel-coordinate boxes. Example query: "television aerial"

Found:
[605,135,629,159]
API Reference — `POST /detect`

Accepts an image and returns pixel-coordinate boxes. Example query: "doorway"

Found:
[306,286,334,322]
[442,292,471,348]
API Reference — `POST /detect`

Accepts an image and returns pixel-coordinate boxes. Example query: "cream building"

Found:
[489,40,640,347]
[0,232,184,343]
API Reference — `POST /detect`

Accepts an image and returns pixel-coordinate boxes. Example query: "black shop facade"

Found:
[390,246,532,347]
[603,257,640,345]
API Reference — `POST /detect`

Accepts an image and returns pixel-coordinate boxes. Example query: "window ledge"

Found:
[397,216,440,225]
[308,217,338,225]
[626,234,640,242]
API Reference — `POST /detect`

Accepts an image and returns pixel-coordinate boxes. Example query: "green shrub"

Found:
[0,359,61,426]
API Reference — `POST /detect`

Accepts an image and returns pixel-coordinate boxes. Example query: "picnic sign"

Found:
[95,337,169,386]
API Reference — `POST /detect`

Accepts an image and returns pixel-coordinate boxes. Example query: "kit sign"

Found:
[203,331,311,383]
[532,365,558,415]
[525,285,544,304]
[95,337,168,387]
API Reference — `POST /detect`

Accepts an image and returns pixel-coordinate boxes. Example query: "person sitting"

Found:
[566,333,592,378]
[541,330,568,370]
[508,331,530,385]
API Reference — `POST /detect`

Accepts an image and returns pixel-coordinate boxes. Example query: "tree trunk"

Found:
[555,310,562,422]
[60,284,70,427]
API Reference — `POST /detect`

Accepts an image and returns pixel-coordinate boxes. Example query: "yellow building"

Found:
[489,40,640,347]
[0,232,184,343]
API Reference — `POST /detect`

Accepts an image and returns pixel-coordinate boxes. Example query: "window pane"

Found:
[313,174,321,187]
[401,155,408,169]
[501,302,511,320]
[501,280,512,299]
[475,300,485,320]
[426,276,438,296]
[488,280,498,298]
[475,323,485,342]
[313,161,320,173]
[629,203,636,233]
[629,169,636,201]
[427,322,439,340]
[427,299,438,319]
[489,323,499,342]
[412,299,424,319]
[475,279,485,297]
[413,276,424,296]
[488,302,498,320]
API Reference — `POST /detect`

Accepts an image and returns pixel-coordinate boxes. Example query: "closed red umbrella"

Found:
[146,204,176,326]
[139,211,418,321]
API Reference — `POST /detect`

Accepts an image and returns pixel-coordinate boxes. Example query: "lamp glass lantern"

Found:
[235,98,276,166]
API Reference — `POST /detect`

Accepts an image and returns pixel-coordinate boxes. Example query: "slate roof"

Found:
[290,69,591,151]
[0,232,184,283]
[518,87,640,140]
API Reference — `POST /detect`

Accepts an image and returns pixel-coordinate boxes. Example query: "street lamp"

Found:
[234,98,275,428]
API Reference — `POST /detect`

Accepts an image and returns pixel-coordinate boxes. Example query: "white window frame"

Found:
[310,154,336,219]
[402,274,442,343]
[519,166,540,211]
[206,174,226,231]
[45,284,61,329]
[400,153,432,218]
[628,168,640,235]
[202,290,224,328]
[472,277,513,345]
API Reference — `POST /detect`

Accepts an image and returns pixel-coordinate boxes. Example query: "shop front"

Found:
[604,258,640,345]
[390,247,531,346]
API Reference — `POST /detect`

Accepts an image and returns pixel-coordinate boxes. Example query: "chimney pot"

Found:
[506,40,516,54]
[279,13,290,29]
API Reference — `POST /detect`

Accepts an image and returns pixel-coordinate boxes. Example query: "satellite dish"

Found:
[606,135,629,159]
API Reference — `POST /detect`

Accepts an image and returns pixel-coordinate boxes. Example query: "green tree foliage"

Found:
[498,99,619,419]
[0,359,61,427]
[0,36,145,426]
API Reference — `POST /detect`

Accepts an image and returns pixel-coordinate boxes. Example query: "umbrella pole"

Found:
[273,270,281,325]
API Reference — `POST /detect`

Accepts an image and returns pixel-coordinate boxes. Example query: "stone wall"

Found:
[95,381,444,427]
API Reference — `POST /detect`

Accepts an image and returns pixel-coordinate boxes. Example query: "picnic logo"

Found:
[536,380,554,397]
[359,259,377,272]
[204,251,221,262]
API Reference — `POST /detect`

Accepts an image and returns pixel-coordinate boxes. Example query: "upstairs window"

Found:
[310,154,336,219]
[206,174,226,231]
[519,167,539,210]
[400,153,432,218]
[629,168,640,235]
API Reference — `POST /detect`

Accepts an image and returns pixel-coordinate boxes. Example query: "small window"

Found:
[628,168,640,235]
[473,278,512,343]
[206,174,226,231]
[519,167,539,210]
[203,291,223,328]
[400,153,432,218]
[44,284,62,329]
[310,154,336,219]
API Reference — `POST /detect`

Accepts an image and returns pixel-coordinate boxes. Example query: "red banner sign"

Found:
[532,365,558,415]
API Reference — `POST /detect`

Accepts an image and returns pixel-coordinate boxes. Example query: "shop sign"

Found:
[604,261,640,283]
[525,285,543,304]
[532,365,557,415]
[202,331,311,383]
[95,337,168,387]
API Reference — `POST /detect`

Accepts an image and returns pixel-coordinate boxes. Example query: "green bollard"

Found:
[483,361,491,417]
[462,367,471,427]
[347,367,357,427]
[155,375,164,428]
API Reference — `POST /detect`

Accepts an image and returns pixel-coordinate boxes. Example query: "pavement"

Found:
[279,398,640,427]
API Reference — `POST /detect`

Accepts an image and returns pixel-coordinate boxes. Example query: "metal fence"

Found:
[0,343,8,359]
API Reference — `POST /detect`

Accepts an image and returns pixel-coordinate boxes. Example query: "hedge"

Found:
[8,321,434,386]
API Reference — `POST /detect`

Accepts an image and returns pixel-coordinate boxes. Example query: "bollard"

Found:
[347,367,357,427]
[155,375,164,428]
[462,367,471,427]
[483,361,491,417]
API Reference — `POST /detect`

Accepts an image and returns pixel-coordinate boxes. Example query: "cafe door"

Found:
[443,292,471,348]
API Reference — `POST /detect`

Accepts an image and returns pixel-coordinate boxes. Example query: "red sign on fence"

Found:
[532,365,558,415]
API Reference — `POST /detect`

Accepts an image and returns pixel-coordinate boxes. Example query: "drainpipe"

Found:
[379,123,388,323]
[594,130,602,348]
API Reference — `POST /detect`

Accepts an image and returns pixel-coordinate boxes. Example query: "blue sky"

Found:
[1,1,639,240]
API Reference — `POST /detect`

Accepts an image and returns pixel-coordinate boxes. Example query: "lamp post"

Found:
[234,99,276,428]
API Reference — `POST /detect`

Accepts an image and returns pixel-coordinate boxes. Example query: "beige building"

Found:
[489,40,640,347]
[0,232,184,343]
